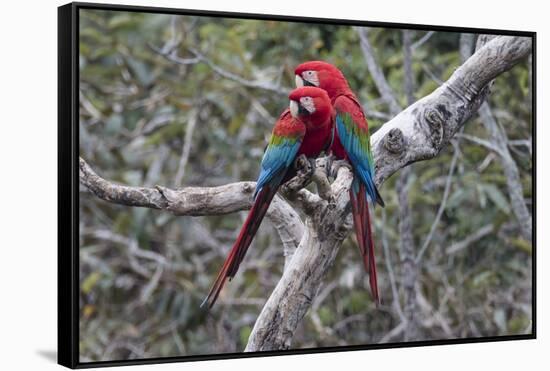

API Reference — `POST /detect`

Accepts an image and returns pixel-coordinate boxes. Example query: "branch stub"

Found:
[424,106,445,148]
[384,127,406,154]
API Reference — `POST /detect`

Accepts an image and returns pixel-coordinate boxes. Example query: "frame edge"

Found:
[68,3,536,368]
[58,2,79,369]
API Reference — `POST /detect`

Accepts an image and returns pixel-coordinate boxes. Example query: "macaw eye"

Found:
[299,96,316,114]
[301,71,319,87]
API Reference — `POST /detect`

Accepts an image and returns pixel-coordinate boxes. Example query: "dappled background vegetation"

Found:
[78,8,533,362]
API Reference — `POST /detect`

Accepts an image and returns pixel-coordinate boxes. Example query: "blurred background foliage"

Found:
[78,9,532,362]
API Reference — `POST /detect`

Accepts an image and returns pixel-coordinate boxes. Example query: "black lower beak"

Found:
[298,104,310,115]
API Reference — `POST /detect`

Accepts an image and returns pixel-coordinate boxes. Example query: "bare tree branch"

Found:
[508,139,532,153]
[79,35,531,352]
[478,103,532,241]
[399,29,419,341]
[459,33,476,63]
[415,141,459,263]
[174,108,198,187]
[356,27,402,115]
[403,30,415,106]
[411,31,435,51]
[245,35,531,351]
[446,224,494,254]
[355,29,421,341]
[371,36,531,186]
[149,43,201,65]
[473,36,532,242]
[151,43,288,96]
[79,157,304,262]
[149,15,289,96]
[188,48,289,96]
[381,209,405,322]
[456,132,506,156]
[245,165,354,351]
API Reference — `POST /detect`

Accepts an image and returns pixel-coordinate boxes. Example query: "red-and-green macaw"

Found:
[202,86,335,309]
[295,61,385,305]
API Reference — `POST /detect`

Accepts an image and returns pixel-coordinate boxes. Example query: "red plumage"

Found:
[202,184,278,308]
[202,87,334,309]
[295,61,383,305]
[289,87,335,158]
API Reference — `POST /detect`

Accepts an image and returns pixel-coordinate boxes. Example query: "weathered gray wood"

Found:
[245,35,531,351]
[245,166,355,351]
[78,35,531,353]
[79,157,304,264]
[370,36,531,186]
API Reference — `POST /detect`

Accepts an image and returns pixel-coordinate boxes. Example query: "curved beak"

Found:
[289,100,299,118]
[295,74,304,88]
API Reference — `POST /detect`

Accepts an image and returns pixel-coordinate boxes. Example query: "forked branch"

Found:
[79,157,305,263]
[245,35,531,351]
[79,35,532,352]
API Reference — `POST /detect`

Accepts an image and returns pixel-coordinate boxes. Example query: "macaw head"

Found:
[288,86,333,128]
[294,61,349,98]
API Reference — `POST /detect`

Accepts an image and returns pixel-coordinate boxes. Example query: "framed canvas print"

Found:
[58,2,536,368]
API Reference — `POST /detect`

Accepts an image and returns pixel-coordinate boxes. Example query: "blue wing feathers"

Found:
[254,137,301,198]
[336,114,378,204]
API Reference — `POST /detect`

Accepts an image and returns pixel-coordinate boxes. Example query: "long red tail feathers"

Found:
[363,197,380,306]
[201,186,277,309]
[350,190,366,260]
[350,184,380,306]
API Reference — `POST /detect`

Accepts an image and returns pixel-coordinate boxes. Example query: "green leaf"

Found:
[318,306,335,325]
[476,183,487,209]
[126,57,153,86]
[472,271,494,288]
[239,326,252,345]
[510,237,532,254]
[482,184,510,214]
[82,272,101,294]
[107,14,135,30]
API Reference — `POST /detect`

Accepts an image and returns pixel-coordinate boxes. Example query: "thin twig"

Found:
[446,224,494,254]
[415,141,460,264]
[79,157,305,257]
[188,48,289,96]
[381,209,405,321]
[356,27,402,116]
[456,133,506,156]
[411,31,435,50]
[399,30,419,341]
[174,108,199,186]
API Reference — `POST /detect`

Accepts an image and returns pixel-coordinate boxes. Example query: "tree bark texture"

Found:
[79,35,531,352]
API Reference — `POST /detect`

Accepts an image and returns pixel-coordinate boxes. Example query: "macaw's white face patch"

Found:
[301,70,319,86]
[299,96,316,114]
[289,100,299,118]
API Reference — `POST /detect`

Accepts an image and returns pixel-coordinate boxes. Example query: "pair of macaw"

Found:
[201,61,384,309]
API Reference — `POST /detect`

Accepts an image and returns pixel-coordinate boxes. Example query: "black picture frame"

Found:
[58,2,537,369]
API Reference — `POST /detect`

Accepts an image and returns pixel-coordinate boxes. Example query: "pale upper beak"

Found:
[289,100,299,118]
[295,75,304,88]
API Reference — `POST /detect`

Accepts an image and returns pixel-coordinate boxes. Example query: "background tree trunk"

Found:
[79,35,532,353]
